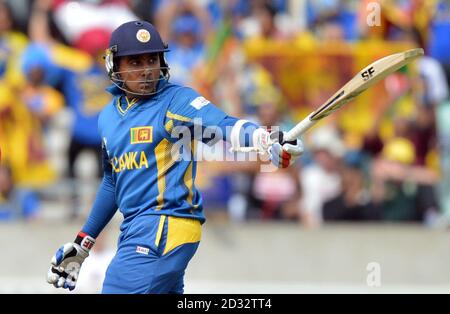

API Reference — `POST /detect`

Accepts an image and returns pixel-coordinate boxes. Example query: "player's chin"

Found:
[137,83,156,94]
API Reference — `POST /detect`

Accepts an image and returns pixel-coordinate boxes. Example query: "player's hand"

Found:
[46,232,95,291]
[268,131,304,168]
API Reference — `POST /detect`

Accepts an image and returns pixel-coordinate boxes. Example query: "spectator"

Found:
[323,151,380,221]
[427,0,450,88]
[0,0,27,88]
[307,0,358,41]
[165,13,205,86]
[0,163,41,221]
[27,2,112,219]
[21,51,64,129]
[51,0,137,45]
[237,0,294,40]
[0,52,56,188]
[371,137,440,222]
[156,0,212,86]
[299,126,345,227]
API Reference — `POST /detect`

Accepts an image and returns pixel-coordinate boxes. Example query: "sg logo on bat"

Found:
[361,66,375,81]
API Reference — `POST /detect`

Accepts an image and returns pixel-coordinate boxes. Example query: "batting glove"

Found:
[268,131,304,168]
[46,232,95,291]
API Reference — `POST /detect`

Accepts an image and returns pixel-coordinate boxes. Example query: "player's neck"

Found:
[124,93,150,102]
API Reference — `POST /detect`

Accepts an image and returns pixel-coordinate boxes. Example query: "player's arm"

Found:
[165,88,303,168]
[46,141,118,291]
[224,117,304,168]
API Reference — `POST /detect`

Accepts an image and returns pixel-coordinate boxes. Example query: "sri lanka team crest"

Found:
[131,126,153,144]
[136,29,151,43]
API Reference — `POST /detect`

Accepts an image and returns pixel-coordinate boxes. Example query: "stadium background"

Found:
[0,0,449,293]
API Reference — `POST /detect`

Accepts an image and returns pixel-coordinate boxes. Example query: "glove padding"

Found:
[268,131,304,168]
[46,233,95,291]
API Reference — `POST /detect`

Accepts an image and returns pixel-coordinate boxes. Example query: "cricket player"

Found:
[46,21,304,294]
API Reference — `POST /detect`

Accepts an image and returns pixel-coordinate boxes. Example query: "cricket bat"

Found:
[283,48,424,142]
[232,48,424,152]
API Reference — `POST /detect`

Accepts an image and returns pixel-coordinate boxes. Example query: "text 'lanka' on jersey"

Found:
[98,81,227,231]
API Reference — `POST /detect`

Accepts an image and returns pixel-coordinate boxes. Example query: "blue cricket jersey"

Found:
[82,81,258,238]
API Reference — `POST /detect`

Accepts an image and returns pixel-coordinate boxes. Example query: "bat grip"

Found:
[270,131,297,146]
[284,115,316,141]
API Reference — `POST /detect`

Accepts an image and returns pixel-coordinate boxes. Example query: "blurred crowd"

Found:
[0,0,449,228]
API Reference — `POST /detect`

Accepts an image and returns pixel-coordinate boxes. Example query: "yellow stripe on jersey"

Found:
[184,140,198,210]
[163,216,201,255]
[154,139,178,210]
[155,215,167,248]
[166,111,191,122]
[165,119,174,133]
[117,96,138,115]
[184,161,194,204]
[116,97,124,114]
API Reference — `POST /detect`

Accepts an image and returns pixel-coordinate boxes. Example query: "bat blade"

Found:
[284,48,424,141]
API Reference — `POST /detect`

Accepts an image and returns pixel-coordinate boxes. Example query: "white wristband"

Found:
[230,119,251,152]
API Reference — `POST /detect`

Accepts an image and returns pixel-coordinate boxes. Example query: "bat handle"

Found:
[270,131,298,146]
[283,114,316,142]
[232,119,313,153]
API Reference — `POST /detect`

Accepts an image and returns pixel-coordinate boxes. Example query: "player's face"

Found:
[117,53,161,96]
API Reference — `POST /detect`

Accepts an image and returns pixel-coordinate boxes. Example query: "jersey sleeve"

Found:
[81,113,117,238]
[164,87,227,129]
[81,161,117,238]
[164,87,261,145]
